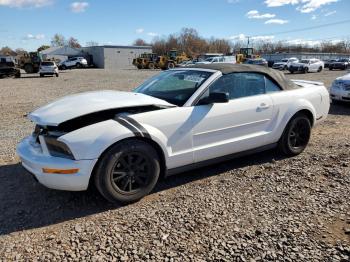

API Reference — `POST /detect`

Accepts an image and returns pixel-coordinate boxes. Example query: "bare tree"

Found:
[68,37,81,48]
[133,38,149,46]
[51,34,66,47]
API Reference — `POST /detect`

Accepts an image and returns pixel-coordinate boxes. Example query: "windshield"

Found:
[134,70,213,106]
[300,60,309,64]
[41,61,54,66]
[205,57,214,62]
[281,59,288,62]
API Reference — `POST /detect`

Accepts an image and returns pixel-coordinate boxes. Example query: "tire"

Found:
[303,67,308,74]
[137,65,142,69]
[284,65,288,70]
[278,114,311,156]
[76,63,82,68]
[39,74,44,77]
[148,63,155,70]
[55,73,59,77]
[329,67,333,71]
[24,64,34,74]
[317,66,322,72]
[167,62,175,69]
[61,65,67,70]
[290,70,294,74]
[94,140,160,204]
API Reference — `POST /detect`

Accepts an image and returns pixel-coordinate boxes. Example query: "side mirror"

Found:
[199,92,229,105]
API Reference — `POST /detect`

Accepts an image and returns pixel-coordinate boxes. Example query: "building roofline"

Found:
[84,45,152,49]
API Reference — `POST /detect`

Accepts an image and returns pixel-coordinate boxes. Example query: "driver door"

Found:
[191,73,274,163]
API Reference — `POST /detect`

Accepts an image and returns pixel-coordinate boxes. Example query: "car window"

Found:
[265,77,281,93]
[203,73,266,101]
[41,61,54,66]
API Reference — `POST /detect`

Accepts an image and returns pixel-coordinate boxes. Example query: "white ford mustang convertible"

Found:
[17,64,330,203]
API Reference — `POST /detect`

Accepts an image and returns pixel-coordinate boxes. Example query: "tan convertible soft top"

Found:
[189,63,299,90]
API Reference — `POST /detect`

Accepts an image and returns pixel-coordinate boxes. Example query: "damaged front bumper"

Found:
[16,136,97,191]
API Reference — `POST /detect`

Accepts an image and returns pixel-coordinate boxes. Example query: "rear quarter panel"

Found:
[266,84,329,144]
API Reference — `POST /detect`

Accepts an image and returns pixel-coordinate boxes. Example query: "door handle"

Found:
[257,103,270,110]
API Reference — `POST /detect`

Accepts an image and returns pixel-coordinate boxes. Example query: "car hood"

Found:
[29,90,175,126]
[290,62,307,67]
[336,73,350,81]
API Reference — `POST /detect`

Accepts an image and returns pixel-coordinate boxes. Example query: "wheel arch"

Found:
[89,136,167,188]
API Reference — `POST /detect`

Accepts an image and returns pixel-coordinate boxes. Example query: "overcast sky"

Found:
[0,0,349,51]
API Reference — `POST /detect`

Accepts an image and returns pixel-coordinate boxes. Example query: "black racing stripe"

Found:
[114,117,143,137]
[119,116,152,139]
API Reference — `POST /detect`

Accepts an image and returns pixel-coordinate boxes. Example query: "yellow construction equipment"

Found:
[156,49,190,70]
[17,52,42,73]
[132,53,158,69]
[236,48,260,64]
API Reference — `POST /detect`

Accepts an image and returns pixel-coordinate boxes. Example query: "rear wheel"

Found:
[137,65,142,69]
[148,63,155,70]
[303,67,309,74]
[278,114,311,156]
[329,67,333,71]
[76,63,82,68]
[39,74,44,77]
[94,140,160,204]
[317,66,322,72]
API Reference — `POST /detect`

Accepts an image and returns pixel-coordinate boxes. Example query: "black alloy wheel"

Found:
[94,140,160,204]
[110,152,151,194]
[278,114,311,156]
[287,118,311,150]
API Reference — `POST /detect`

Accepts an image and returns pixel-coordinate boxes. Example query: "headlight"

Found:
[44,136,75,159]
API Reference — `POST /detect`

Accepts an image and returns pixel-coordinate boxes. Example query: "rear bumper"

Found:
[17,136,97,191]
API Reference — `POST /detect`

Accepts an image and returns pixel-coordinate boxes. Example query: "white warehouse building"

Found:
[82,45,153,69]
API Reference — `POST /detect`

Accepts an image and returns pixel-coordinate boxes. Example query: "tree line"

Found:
[134,28,350,56]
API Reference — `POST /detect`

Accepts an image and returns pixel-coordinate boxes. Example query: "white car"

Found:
[329,73,350,103]
[272,57,299,70]
[288,59,324,74]
[17,64,330,203]
[39,61,59,77]
[59,57,88,70]
[197,56,236,64]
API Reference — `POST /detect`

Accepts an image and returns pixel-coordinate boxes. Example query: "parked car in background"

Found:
[330,73,350,103]
[272,57,299,70]
[59,57,88,70]
[244,58,268,67]
[17,64,330,203]
[177,60,195,67]
[196,56,236,64]
[324,59,337,68]
[329,58,350,70]
[288,59,324,74]
[0,56,20,78]
[39,61,59,77]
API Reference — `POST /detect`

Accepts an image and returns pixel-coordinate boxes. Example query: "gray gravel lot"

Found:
[0,68,349,261]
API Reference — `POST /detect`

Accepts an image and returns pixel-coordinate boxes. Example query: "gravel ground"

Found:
[0,68,349,261]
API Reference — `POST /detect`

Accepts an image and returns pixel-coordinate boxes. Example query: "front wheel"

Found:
[94,140,160,204]
[278,114,311,156]
[317,66,322,72]
[303,67,309,74]
[167,62,175,69]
